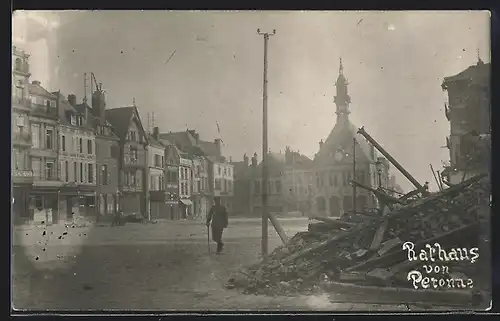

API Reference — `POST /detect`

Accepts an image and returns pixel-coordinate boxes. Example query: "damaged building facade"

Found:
[441,57,490,185]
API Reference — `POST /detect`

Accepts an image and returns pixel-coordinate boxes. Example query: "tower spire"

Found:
[334,57,351,122]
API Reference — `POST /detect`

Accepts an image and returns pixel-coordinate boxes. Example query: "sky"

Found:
[12,10,490,192]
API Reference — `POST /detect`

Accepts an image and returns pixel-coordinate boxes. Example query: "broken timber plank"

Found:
[370,219,388,250]
[311,216,356,228]
[268,211,289,244]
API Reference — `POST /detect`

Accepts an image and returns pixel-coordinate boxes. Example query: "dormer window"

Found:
[70,115,76,126]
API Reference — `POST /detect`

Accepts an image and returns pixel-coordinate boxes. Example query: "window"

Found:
[32,158,41,179]
[31,124,40,148]
[162,156,164,167]
[61,135,66,152]
[45,127,53,149]
[159,176,164,190]
[65,161,69,182]
[13,149,20,170]
[254,181,260,194]
[79,138,83,153]
[224,168,227,176]
[215,178,221,190]
[276,180,281,194]
[15,58,22,70]
[129,131,137,141]
[87,139,93,154]
[80,162,83,182]
[74,162,77,182]
[46,100,51,109]
[131,171,136,185]
[30,96,36,104]
[218,166,221,175]
[45,161,54,180]
[197,180,201,193]
[71,116,76,126]
[101,165,108,185]
[15,116,25,132]
[154,154,161,167]
[130,147,138,163]
[88,164,94,183]
[333,172,338,186]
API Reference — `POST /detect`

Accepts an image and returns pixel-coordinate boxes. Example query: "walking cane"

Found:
[207,225,210,253]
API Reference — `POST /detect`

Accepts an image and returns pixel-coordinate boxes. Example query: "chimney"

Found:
[32,80,41,86]
[92,89,106,125]
[243,153,249,167]
[251,152,258,167]
[214,138,222,157]
[319,139,324,150]
[67,94,76,107]
[153,126,159,140]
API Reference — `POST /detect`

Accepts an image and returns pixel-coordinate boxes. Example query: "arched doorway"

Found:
[343,196,353,213]
[329,196,340,217]
[356,195,367,211]
[316,197,326,213]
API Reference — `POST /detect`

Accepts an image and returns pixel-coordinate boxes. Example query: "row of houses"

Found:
[11,45,233,224]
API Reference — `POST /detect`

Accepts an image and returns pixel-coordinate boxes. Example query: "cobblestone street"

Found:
[12,218,420,311]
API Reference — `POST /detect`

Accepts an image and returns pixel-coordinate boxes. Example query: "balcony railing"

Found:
[12,169,33,177]
[12,97,31,107]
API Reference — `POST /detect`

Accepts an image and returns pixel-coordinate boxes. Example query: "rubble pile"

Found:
[227,174,490,296]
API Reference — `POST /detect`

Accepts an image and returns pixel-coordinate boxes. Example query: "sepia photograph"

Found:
[11,10,491,312]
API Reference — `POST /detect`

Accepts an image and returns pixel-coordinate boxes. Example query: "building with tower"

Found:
[311,58,390,217]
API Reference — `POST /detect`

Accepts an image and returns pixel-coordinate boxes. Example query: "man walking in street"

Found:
[206,197,228,254]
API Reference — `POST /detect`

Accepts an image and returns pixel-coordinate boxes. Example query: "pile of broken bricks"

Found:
[226,174,490,306]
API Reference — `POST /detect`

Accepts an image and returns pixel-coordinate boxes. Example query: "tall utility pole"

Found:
[352,138,357,214]
[258,28,276,257]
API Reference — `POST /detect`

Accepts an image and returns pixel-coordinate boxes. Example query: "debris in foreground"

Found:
[226,174,490,303]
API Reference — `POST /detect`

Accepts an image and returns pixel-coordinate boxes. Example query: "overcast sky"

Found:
[13,11,490,192]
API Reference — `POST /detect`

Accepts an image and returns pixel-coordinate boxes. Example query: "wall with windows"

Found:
[213,162,234,196]
[58,126,96,185]
[179,158,193,198]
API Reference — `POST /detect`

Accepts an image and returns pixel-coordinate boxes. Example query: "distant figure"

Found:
[206,197,228,254]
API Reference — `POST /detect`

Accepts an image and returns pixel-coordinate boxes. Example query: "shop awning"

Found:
[180,199,193,206]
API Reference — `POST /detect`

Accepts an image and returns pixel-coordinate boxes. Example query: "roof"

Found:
[56,94,78,126]
[159,131,216,159]
[313,119,373,166]
[198,140,219,157]
[443,61,490,86]
[105,107,136,139]
[158,131,197,152]
[28,82,56,99]
[252,152,286,178]
[148,134,164,148]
